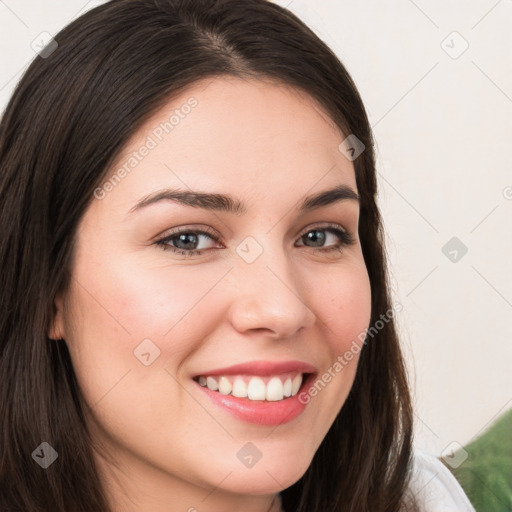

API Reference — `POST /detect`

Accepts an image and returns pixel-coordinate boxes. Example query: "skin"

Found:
[49,76,372,512]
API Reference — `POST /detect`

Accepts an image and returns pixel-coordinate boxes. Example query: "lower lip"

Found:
[193,374,316,426]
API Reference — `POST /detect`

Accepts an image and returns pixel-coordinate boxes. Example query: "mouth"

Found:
[189,360,318,425]
[192,371,316,402]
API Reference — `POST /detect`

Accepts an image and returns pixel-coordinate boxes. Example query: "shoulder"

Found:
[406,448,476,512]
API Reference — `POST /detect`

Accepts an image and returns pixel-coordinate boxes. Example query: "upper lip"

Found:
[192,360,317,378]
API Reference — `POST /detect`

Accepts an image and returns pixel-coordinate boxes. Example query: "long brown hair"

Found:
[0,1,418,510]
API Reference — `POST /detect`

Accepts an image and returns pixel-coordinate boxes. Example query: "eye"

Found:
[295,223,355,253]
[154,223,356,257]
[154,226,220,257]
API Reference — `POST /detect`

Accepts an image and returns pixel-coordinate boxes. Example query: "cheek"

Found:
[309,259,372,352]
[61,259,215,449]
[300,259,371,400]
[64,252,231,383]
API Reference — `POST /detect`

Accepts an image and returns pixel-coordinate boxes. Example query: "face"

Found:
[50,76,372,511]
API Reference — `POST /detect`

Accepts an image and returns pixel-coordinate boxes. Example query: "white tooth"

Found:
[283,377,292,397]
[198,376,207,386]
[247,376,266,400]
[218,376,232,395]
[231,377,248,398]
[266,377,284,401]
[291,374,303,396]
[206,376,219,391]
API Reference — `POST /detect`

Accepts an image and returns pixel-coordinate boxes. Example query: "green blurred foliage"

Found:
[446,409,512,512]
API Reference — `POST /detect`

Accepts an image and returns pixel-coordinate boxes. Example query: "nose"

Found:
[226,240,316,339]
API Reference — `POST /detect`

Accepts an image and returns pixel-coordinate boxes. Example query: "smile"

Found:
[193,372,306,401]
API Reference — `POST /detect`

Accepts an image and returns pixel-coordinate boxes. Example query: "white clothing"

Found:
[407,448,475,511]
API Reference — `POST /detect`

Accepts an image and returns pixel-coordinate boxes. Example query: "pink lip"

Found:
[192,370,317,426]
[191,360,317,377]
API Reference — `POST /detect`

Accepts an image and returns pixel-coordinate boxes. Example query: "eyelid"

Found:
[155,222,354,244]
[154,224,220,242]
[296,221,356,245]
[298,221,352,238]
[154,221,356,257]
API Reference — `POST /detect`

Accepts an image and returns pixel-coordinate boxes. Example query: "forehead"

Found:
[101,76,357,213]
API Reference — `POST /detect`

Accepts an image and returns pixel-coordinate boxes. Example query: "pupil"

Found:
[177,233,198,250]
[306,230,325,247]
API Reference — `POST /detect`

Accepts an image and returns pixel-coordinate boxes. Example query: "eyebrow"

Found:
[127,184,359,216]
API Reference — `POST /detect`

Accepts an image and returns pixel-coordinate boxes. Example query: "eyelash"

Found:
[154,223,356,258]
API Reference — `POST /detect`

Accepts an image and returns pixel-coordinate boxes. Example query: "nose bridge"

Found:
[228,232,315,336]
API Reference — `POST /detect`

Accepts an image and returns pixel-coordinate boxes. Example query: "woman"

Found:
[0,1,475,511]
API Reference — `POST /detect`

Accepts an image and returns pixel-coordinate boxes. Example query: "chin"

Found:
[222,457,311,495]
